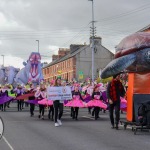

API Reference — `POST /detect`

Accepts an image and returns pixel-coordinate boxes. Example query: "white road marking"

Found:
[2,136,14,150]
[119,124,133,129]
[82,116,95,120]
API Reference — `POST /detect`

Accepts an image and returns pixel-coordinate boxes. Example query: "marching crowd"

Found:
[0,74,126,129]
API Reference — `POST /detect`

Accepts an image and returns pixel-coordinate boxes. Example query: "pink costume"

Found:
[65,95,86,108]
[87,95,107,109]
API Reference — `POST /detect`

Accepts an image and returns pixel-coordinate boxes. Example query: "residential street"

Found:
[0,105,150,150]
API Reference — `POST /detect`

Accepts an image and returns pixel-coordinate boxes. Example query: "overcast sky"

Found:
[0,0,149,68]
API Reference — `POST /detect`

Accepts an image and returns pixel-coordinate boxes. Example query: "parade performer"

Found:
[0,86,8,111]
[53,77,64,127]
[7,85,16,108]
[87,84,107,120]
[65,83,85,120]
[35,84,47,120]
[107,74,125,129]
[48,80,55,120]
[27,84,36,117]
[38,80,54,121]
[14,85,24,111]
[84,82,93,114]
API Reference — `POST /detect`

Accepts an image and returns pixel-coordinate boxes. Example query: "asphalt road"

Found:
[0,104,150,150]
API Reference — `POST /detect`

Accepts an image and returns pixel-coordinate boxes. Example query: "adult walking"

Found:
[107,74,125,129]
[53,77,64,127]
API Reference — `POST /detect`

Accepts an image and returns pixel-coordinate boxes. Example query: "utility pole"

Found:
[89,0,96,82]
[1,55,4,67]
[36,40,39,53]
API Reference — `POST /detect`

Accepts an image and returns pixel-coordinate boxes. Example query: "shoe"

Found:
[55,123,59,127]
[38,115,41,118]
[116,124,119,130]
[57,119,62,126]
[111,123,114,129]
[48,114,50,119]
[42,116,44,120]
[111,126,114,129]
[92,111,94,116]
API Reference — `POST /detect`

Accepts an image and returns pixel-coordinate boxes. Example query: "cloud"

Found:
[0,0,149,68]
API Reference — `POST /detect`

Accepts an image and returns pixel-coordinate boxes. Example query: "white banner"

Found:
[47,86,72,101]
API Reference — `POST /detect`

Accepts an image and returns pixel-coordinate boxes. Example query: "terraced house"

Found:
[43,37,114,82]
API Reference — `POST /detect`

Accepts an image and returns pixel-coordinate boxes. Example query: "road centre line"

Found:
[2,136,14,150]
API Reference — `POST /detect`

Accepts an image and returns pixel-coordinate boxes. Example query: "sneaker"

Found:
[116,125,119,130]
[55,123,59,127]
[57,119,62,126]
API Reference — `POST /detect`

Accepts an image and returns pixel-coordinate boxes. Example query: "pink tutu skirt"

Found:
[87,99,107,110]
[38,98,53,106]
[65,99,87,108]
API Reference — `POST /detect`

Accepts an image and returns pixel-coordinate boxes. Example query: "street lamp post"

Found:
[89,0,95,82]
[1,55,4,67]
[36,40,39,53]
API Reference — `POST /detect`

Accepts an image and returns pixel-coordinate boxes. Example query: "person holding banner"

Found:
[53,78,64,127]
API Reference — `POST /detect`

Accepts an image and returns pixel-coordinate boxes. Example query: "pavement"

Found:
[0,104,150,150]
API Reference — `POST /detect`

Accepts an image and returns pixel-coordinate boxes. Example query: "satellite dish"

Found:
[0,117,4,140]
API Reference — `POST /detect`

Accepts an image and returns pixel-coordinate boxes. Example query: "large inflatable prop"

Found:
[0,66,19,85]
[101,32,150,79]
[15,52,43,85]
[101,32,150,133]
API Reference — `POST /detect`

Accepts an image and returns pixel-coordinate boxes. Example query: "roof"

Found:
[43,45,89,68]
[138,24,150,32]
[43,44,114,69]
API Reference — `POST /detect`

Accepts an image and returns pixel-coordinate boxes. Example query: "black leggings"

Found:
[53,101,63,123]
[71,107,79,119]
[39,105,45,116]
[17,100,22,111]
[0,103,7,111]
[94,107,100,120]
[109,101,120,126]
[48,106,54,120]
[30,104,35,115]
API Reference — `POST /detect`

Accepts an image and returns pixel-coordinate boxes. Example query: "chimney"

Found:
[70,44,85,54]
[90,37,102,45]
[58,48,70,58]
[52,55,59,61]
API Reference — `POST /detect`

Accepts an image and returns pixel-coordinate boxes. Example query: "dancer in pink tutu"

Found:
[66,83,85,120]
[87,84,107,120]
[35,84,47,120]
[38,98,53,106]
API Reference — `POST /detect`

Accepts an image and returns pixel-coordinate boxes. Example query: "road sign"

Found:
[79,71,84,79]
